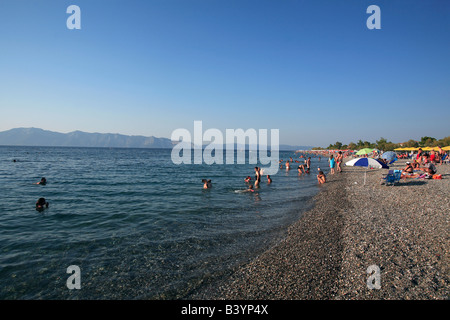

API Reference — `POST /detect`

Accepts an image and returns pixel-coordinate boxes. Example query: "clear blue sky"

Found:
[0,0,449,147]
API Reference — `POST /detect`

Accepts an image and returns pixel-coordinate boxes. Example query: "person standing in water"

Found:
[285,161,290,170]
[254,167,261,188]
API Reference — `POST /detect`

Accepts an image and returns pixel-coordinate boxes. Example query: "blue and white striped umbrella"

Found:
[345,157,389,169]
[345,157,389,185]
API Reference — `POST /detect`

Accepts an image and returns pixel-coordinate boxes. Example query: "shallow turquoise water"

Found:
[0,146,326,299]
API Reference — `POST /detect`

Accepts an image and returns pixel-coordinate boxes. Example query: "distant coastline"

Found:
[0,128,313,151]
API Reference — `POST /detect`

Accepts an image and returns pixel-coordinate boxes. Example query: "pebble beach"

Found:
[192,159,449,300]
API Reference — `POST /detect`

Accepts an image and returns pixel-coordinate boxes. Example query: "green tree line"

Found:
[313,136,450,151]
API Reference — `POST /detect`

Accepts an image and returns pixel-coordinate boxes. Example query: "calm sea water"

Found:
[0,146,327,299]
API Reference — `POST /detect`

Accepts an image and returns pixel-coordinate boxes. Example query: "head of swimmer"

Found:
[36,197,49,210]
[202,179,212,188]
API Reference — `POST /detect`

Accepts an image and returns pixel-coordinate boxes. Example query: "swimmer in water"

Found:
[36,198,49,211]
[202,179,212,189]
[35,177,47,185]
[245,176,252,183]
[267,175,272,184]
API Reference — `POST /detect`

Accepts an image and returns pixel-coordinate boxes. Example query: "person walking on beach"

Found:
[329,155,336,174]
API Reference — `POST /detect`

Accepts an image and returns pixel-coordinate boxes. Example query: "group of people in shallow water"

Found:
[202,154,329,191]
[202,166,273,193]
[246,167,272,192]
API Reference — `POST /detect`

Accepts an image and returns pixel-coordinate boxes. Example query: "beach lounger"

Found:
[382,170,402,186]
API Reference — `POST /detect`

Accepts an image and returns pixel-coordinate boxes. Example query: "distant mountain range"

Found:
[0,128,174,148]
[0,128,312,150]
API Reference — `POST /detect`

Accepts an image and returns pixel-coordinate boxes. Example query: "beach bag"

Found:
[432,174,442,180]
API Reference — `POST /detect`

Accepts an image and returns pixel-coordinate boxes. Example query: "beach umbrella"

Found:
[442,146,450,151]
[346,158,389,169]
[345,158,389,185]
[381,151,397,164]
[355,148,375,155]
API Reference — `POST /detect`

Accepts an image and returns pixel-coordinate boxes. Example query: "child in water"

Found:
[317,171,326,184]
